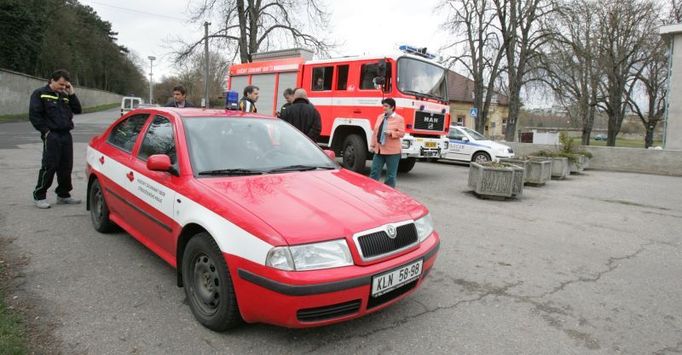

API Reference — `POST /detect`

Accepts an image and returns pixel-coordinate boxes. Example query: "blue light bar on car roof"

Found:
[399,45,437,60]
[225,90,239,110]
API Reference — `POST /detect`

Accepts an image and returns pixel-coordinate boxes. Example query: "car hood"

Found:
[197,169,426,245]
[472,139,511,151]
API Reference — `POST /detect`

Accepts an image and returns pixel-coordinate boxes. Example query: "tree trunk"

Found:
[644,122,657,148]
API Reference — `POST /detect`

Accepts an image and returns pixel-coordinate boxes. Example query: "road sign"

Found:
[469,107,478,118]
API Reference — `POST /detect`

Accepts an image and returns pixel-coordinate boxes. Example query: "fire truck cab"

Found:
[227,46,450,173]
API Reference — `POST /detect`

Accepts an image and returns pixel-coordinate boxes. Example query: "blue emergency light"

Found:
[399,45,437,60]
[225,90,239,110]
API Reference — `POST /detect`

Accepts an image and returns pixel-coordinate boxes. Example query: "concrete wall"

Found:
[0,68,122,115]
[508,142,682,176]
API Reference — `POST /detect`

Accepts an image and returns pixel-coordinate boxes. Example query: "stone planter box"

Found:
[530,156,569,180]
[468,162,524,198]
[500,158,552,186]
[568,154,589,174]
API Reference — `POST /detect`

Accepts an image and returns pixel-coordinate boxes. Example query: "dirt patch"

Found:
[0,237,63,354]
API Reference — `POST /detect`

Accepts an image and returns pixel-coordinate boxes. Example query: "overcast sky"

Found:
[82,0,450,79]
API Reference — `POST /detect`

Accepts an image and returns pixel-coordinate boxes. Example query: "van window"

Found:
[312,67,333,91]
[360,63,392,91]
[336,65,349,90]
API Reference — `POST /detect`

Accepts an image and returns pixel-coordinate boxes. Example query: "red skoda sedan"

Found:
[85,108,440,331]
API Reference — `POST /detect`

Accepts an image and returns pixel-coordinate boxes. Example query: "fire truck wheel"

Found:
[342,134,367,172]
[397,157,417,173]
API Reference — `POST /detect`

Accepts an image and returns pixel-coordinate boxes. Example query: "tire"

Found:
[89,179,116,233]
[472,151,491,164]
[182,232,241,331]
[341,134,367,172]
[397,157,417,173]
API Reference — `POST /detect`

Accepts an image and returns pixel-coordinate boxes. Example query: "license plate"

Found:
[423,150,439,157]
[371,260,423,297]
[425,141,437,148]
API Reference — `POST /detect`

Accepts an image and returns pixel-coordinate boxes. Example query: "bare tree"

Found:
[672,0,682,22]
[627,26,668,148]
[540,0,601,145]
[440,0,507,133]
[174,0,333,64]
[595,0,657,146]
[495,0,555,141]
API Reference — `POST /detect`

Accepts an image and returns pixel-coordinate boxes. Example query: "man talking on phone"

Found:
[29,69,82,209]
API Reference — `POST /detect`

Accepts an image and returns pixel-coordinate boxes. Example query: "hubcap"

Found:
[93,186,103,222]
[344,145,355,167]
[475,154,489,163]
[190,254,220,315]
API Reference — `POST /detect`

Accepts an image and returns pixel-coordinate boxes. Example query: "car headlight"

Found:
[414,213,434,242]
[266,239,353,271]
[443,141,449,149]
[402,140,412,149]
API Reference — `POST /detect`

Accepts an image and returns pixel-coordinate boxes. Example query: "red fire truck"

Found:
[227,46,450,173]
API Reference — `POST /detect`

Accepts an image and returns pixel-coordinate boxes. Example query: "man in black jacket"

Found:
[280,89,321,141]
[29,69,82,209]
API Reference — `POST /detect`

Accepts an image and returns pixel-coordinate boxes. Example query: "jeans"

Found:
[369,153,401,188]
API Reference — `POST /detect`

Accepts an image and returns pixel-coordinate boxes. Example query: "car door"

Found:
[128,114,180,262]
[98,113,150,223]
[446,128,469,161]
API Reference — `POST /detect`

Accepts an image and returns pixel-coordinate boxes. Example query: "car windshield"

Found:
[183,117,337,175]
[397,57,447,102]
[460,127,487,140]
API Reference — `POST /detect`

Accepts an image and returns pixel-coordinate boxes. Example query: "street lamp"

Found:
[147,56,156,104]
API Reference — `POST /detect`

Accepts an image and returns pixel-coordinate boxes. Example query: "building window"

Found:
[457,115,465,125]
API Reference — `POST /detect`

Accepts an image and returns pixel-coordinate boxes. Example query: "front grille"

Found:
[414,111,445,131]
[357,223,418,259]
[297,300,361,322]
[367,279,418,309]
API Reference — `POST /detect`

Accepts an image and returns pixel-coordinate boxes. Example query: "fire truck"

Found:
[227,46,450,173]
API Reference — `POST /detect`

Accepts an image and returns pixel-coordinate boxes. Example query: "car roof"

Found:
[142,107,277,120]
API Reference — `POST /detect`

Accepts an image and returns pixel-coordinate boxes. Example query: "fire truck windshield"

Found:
[397,58,447,102]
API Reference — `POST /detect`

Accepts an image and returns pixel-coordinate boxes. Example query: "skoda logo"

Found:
[386,224,397,239]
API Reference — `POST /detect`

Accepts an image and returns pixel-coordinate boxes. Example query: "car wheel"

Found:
[341,134,367,172]
[397,157,417,173]
[472,151,491,163]
[182,232,241,331]
[89,178,115,233]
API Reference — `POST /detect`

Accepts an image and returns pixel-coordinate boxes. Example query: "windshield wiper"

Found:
[266,165,336,173]
[198,168,264,176]
[402,90,445,102]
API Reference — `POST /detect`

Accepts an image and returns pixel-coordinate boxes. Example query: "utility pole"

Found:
[147,56,156,104]
[204,21,211,108]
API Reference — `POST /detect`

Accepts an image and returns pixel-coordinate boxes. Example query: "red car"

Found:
[85,107,440,331]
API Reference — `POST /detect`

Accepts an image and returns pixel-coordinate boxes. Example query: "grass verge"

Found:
[0,263,28,355]
[0,102,119,123]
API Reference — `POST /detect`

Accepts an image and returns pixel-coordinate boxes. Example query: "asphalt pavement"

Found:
[0,109,681,354]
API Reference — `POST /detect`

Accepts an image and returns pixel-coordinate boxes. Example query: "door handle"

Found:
[126,171,134,182]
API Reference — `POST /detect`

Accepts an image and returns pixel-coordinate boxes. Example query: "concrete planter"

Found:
[568,154,589,174]
[501,157,552,186]
[529,156,569,180]
[468,162,524,198]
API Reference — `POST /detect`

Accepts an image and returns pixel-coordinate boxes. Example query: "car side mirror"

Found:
[461,137,469,142]
[147,154,172,172]
[324,149,336,160]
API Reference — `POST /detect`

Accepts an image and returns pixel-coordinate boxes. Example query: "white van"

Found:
[120,97,143,116]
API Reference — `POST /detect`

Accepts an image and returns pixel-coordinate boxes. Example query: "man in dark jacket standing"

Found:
[29,69,82,209]
[280,89,321,141]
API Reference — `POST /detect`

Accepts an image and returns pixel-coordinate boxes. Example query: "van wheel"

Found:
[472,152,491,163]
[182,232,241,331]
[341,134,367,172]
[397,157,417,173]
